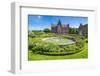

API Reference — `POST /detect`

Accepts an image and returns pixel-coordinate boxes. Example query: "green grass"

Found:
[28,43,88,60]
[43,37,75,45]
[28,32,88,60]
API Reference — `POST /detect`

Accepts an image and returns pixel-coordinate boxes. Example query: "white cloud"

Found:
[70,25,79,28]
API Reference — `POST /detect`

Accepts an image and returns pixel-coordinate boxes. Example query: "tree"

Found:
[75,28,78,34]
[69,28,78,34]
[69,28,74,34]
[43,28,51,33]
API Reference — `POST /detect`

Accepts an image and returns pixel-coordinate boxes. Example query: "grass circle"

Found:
[42,37,75,45]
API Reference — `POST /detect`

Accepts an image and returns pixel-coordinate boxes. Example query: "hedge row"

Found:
[29,40,84,56]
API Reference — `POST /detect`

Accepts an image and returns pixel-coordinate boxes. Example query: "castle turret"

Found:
[57,19,62,26]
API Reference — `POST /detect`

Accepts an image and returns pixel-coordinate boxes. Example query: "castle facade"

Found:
[78,24,88,36]
[51,20,69,34]
[51,20,88,36]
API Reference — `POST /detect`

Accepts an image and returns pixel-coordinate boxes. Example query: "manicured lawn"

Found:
[42,37,75,45]
[28,32,88,60]
[28,43,88,60]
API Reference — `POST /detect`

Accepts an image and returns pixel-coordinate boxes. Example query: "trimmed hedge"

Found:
[28,31,86,56]
[31,40,84,56]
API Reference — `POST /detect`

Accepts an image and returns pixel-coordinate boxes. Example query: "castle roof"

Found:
[57,19,62,25]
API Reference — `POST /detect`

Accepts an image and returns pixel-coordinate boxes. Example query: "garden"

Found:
[28,30,88,60]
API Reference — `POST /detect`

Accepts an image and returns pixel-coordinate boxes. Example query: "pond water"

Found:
[42,37,75,45]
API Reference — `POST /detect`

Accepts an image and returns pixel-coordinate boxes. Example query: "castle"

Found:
[51,19,88,36]
[78,24,88,36]
[51,20,69,34]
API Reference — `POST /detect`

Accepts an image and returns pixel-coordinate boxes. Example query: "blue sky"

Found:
[28,15,88,31]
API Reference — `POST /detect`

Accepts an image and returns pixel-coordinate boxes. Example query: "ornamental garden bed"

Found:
[28,32,85,56]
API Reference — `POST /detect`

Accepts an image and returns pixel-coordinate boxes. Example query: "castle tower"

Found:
[57,19,62,34]
[57,19,62,26]
[51,19,69,34]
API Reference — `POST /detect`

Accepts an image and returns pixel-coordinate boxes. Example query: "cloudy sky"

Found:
[28,15,88,31]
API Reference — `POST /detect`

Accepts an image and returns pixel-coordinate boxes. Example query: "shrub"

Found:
[43,28,51,33]
[76,41,84,48]
[28,43,33,50]
[64,44,77,51]
[30,34,85,56]
[28,42,36,50]
[32,43,44,53]
[28,32,36,38]
[85,39,88,43]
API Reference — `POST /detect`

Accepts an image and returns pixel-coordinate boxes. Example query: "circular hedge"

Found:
[30,39,84,56]
[28,32,85,56]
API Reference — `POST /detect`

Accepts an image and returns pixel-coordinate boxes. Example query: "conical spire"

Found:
[57,19,62,26]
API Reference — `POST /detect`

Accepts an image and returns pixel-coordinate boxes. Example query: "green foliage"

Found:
[28,32,36,38]
[69,28,78,34]
[28,43,88,60]
[31,40,83,56]
[85,39,88,43]
[43,28,51,33]
[76,40,84,48]
[34,31,44,36]
[28,37,33,50]
[28,31,88,59]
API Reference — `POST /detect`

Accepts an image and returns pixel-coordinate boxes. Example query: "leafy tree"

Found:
[75,28,79,34]
[43,28,51,33]
[69,28,78,34]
